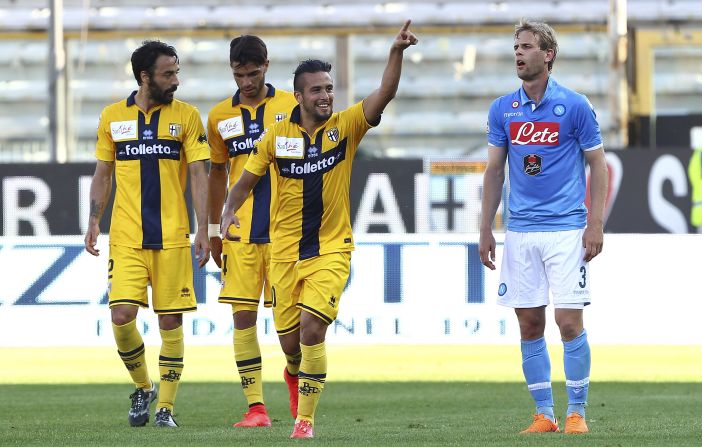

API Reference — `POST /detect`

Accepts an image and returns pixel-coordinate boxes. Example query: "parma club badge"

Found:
[326,127,339,142]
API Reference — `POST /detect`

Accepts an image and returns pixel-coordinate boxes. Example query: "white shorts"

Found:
[497,229,591,309]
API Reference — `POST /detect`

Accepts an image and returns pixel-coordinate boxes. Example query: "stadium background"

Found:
[1,0,701,444]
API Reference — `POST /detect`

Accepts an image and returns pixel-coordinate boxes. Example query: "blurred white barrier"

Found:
[0,233,700,346]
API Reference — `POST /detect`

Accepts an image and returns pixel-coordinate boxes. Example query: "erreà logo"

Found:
[510,122,559,146]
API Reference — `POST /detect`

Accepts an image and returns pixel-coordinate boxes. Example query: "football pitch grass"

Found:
[2,345,701,446]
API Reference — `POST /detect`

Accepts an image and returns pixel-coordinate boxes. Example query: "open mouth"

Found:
[516,60,526,68]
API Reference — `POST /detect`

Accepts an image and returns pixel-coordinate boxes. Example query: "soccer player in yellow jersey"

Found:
[207,35,298,428]
[220,21,419,439]
[84,40,211,428]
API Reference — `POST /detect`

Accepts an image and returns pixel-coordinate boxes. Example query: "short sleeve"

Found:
[574,95,603,151]
[182,107,210,163]
[486,97,507,148]
[95,110,115,161]
[339,101,373,159]
[244,127,275,176]
[207,112,229,164]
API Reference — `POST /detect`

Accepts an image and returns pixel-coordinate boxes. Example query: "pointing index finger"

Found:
[401,19,411,32]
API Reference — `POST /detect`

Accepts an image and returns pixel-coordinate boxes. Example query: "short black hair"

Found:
[229,35,268,67]
[131,40,178,85]
[293,59,332,92]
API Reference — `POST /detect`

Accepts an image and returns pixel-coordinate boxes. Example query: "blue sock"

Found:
[521,337,554,421]
[563,329,590,418]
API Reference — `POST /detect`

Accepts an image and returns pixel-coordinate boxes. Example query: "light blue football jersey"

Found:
[487,78,603,231]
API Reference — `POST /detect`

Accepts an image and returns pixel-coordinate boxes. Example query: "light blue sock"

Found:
[521,337,554,422]
[563,329,590,418]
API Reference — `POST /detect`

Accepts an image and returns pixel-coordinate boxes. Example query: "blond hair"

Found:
[515,20,558,72]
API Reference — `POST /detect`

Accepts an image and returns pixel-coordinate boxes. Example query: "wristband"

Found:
[208,223,221,238]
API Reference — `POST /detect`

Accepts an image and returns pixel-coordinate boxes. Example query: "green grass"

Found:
[2,346,701,445]
[2,382,702,446]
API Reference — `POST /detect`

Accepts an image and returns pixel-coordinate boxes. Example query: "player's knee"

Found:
[158,313,183,330]
[233,309,258,329]
[557,323,583,341]
[110,305,138,325]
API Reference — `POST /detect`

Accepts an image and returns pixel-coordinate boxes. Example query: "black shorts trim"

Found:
[297,304,333,325]
[276,322,301,335]
[110,299,147,308]
[153,306,197,314]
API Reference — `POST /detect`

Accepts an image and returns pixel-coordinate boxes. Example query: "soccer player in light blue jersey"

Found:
[479,20,609,434]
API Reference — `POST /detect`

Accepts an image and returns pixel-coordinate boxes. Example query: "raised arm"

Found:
[84,160,115,256]
[189,159,211,267]
[479,146,508,270]
[362,19,419,124]
[583,147,608,261]
[220,169,262,241]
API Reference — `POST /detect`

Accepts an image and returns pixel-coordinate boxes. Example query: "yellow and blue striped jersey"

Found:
[95,91,210,249]
[245,100,376,261]
[207,84,297,243]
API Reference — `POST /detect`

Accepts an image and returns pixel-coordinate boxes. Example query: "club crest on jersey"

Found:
[275,113,287,122]
[553,104,566,116]
[168,123,182,137]
[142,129,154,140]
[326,127,339,142]
[510,122,559,146]
[523,153,542,176]
[511,100,519,108]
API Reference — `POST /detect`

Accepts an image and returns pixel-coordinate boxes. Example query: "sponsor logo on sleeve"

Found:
[218,116,244,139]
[510,122,559,146]
[110,120,137,141]
[275,136,304,158]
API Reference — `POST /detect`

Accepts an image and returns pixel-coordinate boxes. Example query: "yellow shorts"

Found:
[270,251,351,335]
[218,241,272,311]
[108,244,196,314]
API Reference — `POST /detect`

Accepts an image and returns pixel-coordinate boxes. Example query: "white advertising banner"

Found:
[1,234,701,346]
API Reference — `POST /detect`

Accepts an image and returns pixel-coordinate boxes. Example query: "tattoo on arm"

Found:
[89,199,103,219]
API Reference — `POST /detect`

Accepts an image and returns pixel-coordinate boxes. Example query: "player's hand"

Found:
[582,223,603,262]
[220,210,242,242]
[84,222,101,256]
[393,19,419,51]
[210,236,223,268]
[479,230,497,270]
[193,228,211,268]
